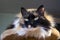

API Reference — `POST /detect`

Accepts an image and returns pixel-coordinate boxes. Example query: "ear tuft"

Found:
[38,5,44,10]
[21,7,26,10]
[37,5,45,16]
[39,5,44,8]
[21,7,27,13]
[21,7,29,18]
[21,7,27,17]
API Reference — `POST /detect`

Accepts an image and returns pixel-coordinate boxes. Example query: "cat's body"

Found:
[0,5,60,40]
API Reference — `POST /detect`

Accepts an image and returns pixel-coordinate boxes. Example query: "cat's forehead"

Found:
[27,9,36,13]
[26,9,38,16]
[27,8,37,12]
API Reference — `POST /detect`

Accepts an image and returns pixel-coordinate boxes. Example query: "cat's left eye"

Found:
[34,17,39,20]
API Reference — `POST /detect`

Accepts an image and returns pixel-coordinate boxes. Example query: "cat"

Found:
[1,5,60,40]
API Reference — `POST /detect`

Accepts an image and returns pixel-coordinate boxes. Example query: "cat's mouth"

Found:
[28,25,32,28]
[21,24,51,31]
[27,25,40,28]
[21,23,51,29]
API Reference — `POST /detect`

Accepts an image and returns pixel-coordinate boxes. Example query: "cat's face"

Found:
[21,5,51,28]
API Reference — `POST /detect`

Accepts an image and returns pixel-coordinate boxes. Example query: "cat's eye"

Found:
[40,16,45,20]
[24,19,29,21]
[34,17,39,20]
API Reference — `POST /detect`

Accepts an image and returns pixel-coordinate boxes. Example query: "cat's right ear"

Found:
[21,7,28,18]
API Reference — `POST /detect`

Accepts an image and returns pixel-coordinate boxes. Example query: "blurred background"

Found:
[0,0,60,34]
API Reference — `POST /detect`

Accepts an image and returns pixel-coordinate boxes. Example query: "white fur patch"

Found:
[16,27,52,39]
[12,18,20,28]
[16,28,27,36]
[0,27,52,40]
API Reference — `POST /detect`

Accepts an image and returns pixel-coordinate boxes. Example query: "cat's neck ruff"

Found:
[1,26,52,40]
[16,26,52,39]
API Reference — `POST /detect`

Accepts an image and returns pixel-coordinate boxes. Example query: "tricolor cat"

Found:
[0,5,60,40]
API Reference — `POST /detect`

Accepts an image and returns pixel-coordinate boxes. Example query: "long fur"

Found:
[1,27,60,40]
[16,9,54,37]
[0,9,60,40]
[16,8,55,27]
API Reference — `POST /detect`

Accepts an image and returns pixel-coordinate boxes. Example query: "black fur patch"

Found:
[24,14,51,28]
[6,24,14,29]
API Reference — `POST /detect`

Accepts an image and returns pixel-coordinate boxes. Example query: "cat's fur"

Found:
[1,5,60,40]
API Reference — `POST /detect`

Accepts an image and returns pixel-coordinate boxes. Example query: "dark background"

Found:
[0,0,60,15]
[0,0,60,34]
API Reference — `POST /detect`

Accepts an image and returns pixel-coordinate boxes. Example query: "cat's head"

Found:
[21,5,51,28]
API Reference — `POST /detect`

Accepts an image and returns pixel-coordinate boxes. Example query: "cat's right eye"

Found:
[24,19,29,21]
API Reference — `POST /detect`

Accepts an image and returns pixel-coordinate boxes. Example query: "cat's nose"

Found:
[28,25,31,28]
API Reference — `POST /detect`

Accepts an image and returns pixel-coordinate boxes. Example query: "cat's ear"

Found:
[21,7,29,18]
[37,5,45,16]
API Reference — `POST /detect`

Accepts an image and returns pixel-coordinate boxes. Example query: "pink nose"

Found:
[28,25,31,28]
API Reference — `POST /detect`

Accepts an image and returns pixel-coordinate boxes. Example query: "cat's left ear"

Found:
[37,5,45,16]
